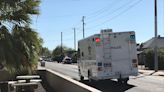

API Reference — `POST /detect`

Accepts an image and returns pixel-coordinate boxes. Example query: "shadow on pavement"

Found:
[133,72,161,79]
[80,80,135,92]
[41,82,55,92]
[40,76,55,92]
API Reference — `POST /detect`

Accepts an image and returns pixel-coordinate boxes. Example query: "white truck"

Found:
[77,29,138,83]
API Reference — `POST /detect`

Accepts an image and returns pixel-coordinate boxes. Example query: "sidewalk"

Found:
[138,66,164,76]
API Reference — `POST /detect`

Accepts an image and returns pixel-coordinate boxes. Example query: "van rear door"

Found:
[112,32,137,76]
[102,32,137,77]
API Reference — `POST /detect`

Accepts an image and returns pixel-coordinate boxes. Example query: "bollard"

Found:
[40,61,45,67]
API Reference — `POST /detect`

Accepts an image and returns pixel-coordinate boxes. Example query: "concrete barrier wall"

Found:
[38,69,101,92]
[0,70,10,81]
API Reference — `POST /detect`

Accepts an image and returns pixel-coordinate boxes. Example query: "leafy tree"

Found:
[0,0,41,75]
[39,47,51,57]
[52,46,64,57]
[52,45,75,57]
[52,45,78,62]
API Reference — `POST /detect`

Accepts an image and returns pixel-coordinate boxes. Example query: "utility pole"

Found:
[61,32,63,54]
[73,28,76,50]
[154,0,158,72]
[82,16,85,38]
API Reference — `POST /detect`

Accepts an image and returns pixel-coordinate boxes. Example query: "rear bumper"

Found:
[92,72,138,80]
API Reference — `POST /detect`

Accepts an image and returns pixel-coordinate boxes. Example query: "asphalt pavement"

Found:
[41,62,164,92]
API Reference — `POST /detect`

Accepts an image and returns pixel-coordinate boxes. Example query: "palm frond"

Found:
[0,0,41,75]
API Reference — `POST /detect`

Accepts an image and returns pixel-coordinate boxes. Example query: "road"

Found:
[44,62,164,92]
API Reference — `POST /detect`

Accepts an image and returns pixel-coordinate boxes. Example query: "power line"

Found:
[86,0,143,30]
[49,0,143,49]
[86,0,123,19]
[62,27,83,41]
[51,0,123,36]
[57,0,123,41]
[52,0,126,38]
[86,0,134,24]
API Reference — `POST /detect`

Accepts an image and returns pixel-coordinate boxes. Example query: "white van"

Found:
[77,29,138,83]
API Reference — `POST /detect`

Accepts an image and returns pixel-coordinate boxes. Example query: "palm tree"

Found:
[0,0,42,75]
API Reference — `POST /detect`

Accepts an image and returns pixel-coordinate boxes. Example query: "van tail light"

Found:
[132,59,138,68]
[97,67,102,71]
[95,37,101,42]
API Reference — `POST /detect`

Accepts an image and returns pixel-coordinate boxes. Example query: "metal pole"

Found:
[82,16,85,38]
[154,0,158,72]
[61,32,63,54]
[73,28,76,50]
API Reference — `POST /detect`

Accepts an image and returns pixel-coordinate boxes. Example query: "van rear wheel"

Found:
[118,78,129,84]
[122,78,129,84]
[88,70,93,82]
[78,68,84,81]
[80,76,84,81]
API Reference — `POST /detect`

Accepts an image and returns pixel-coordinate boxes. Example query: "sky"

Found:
[32,0,164,51]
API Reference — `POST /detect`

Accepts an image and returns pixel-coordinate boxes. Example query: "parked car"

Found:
[46,58,52,62]
[52,55,64,63]
[62,56,72,64]
[38,57,43,61]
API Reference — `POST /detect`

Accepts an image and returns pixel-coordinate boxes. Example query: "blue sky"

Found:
[32,0,164,51]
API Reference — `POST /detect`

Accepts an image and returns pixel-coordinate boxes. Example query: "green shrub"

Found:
[144,49,164,70]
